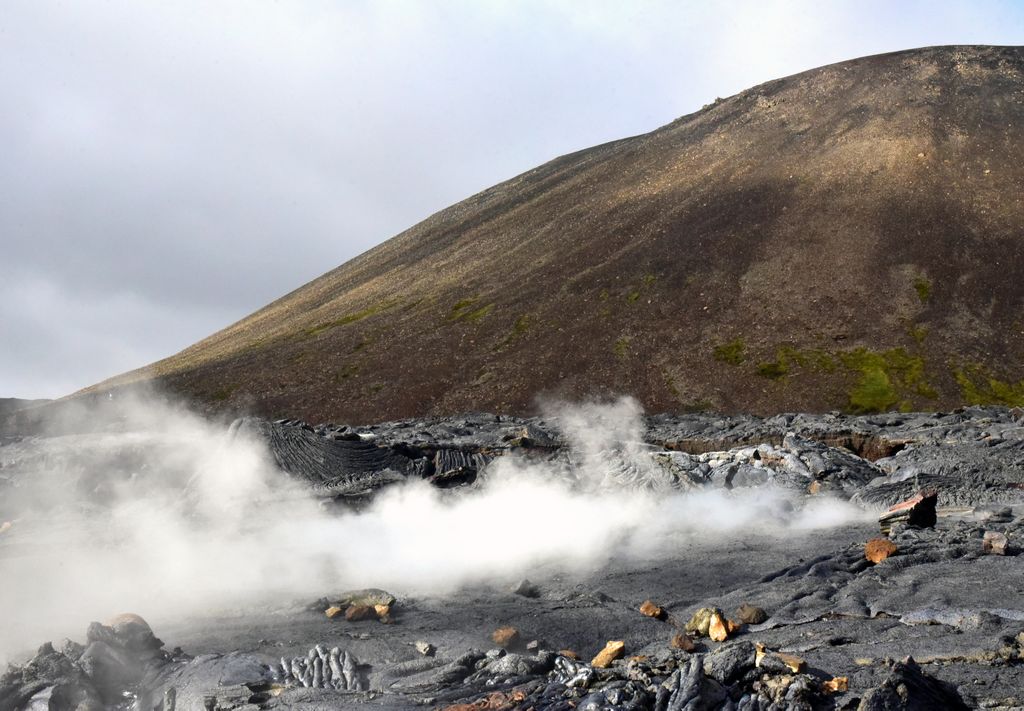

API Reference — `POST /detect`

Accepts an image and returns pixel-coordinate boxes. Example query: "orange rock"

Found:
[0,521,11,535]
[822,676,849,693]
[491,626,520,648]
[325,606,344,619]
[670,633,696,652]
[865,538,898,564]
[345,604,377,621]
[558,649,579,660]
[708,612,732,642]
[591,640,625,668]
[374,603,393,623]
[639,600,666,620]
[808,481,823,495]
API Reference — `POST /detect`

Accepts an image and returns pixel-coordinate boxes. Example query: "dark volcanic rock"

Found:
[858,658,969,710]
[76,45,1024,424]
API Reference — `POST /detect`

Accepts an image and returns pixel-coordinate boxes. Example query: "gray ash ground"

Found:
[2,405,1024,710]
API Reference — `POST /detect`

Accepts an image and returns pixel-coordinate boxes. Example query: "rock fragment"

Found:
[325,606,343,619]
[639,599,666,620]
[708,612,740,642]
[591,640,625,668]
[865,537,899,563]
[822,676,849,693]
[755,643,806,673]
[491,626,520,648]
[735,603,768,625]
[983,530,1009,555]
[414,640,435,657]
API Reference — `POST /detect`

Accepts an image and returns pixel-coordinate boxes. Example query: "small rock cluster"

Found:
[0,614,178,711]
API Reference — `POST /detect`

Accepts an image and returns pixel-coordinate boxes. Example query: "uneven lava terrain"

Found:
[2,404,1023,710]
[78,44,1024,422]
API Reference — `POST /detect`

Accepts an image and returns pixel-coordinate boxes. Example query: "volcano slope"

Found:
[77,44,1024,424]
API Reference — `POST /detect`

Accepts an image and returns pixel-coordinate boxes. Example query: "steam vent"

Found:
[97,45,1024,423]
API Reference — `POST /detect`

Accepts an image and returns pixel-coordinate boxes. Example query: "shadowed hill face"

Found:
[94,45,1024,423]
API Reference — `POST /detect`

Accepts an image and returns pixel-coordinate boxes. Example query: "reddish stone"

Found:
[865,537,898,563]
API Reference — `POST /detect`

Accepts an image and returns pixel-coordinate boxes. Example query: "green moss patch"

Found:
[210,384,237,401]
[913,276,932,303]
[756,360,789,380]
[839,347,935,413]
[954,364,1024,406]
[449,296,494,323]
[713,339,746,365]
[614,337,630,360]
[305,301,397,336]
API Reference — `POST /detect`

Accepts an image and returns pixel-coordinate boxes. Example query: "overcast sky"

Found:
[2,1,1022,398]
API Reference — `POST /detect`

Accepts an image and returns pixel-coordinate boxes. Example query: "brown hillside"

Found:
[94,45,1024,423]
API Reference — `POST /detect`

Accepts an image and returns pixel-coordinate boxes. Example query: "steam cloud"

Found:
[0,393,865,662]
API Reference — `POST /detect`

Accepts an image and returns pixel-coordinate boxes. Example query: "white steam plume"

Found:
[0,393,865,662]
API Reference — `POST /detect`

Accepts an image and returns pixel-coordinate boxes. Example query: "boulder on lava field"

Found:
[702,641,758,685]
[334,588,396,608]
[865,537,899,563]
[325,605,344,618]
[879,489,938,534]
[735,603,768,625]
[104,613,163,652]
[983,530,1009,555]
[591,640,625,668]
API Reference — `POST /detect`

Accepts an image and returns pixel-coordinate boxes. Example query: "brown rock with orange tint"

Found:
[345,604,377,622]
[639,600,666,620]
[491,626,520,648]
[865,538,898,564]
[670,633,696,652]
[591,640,625,668]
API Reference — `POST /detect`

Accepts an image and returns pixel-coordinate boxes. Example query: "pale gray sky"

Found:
[2,1,1022,398]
